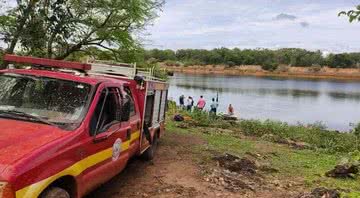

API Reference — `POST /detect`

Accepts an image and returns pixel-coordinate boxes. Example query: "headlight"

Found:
[0,182,14,198]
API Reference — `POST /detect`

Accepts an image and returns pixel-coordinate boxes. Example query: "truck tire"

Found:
[41,187,70,198]
[142,134,158,161]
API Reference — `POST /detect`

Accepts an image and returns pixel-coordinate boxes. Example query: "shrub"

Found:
[308,65,322,73]
[353,122,360,137]
[261,62,278,71]
[226,61,236,67]
[164,60,181,66]
[147,58,159,64]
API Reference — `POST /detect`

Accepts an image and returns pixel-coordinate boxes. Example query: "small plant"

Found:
[352,122,360,150]
[353,122,360,136]
[308,121,327,130]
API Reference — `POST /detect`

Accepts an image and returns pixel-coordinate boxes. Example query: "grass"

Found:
[239,119,359,153]
[166,105,360,196]
[170,102,359,154]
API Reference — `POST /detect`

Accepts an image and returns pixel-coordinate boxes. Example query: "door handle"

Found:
[126,129,131,141]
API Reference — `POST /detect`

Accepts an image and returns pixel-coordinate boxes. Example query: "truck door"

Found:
[122,86,141,156]
[80,86,130,196]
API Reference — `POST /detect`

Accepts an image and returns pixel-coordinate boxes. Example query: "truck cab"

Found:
[0,55,168,198]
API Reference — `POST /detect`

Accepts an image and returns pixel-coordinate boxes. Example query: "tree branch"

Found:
[55,11,115,60]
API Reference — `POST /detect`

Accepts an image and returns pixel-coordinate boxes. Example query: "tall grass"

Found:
[168,104,358,153]
[239,119,357,153]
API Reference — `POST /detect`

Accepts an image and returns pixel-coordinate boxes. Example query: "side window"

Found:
[90,87,121,136]
[124,87,136,117]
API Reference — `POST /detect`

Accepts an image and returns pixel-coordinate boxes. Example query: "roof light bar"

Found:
[3,54,92,71]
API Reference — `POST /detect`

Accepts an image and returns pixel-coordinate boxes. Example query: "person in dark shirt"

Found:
[179,95,185,109]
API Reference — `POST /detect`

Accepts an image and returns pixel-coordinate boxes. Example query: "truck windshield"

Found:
[0,73,92,130]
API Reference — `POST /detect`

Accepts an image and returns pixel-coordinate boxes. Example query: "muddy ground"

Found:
[86,130,310,198]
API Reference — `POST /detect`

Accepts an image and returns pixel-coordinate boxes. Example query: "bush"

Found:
[226,61,236,67]
[308,65,322,73]
[147,57,159,64]
[164,60,181,66]
[261,62,278,71]
[353,122,360,137]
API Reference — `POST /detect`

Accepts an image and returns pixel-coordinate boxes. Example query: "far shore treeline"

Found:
[144,48,360,69]
[1,47,360,70]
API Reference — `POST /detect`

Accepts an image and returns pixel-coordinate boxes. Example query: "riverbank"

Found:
[164,65,360,81]
[88,107,360,197]
[166,105,360,197]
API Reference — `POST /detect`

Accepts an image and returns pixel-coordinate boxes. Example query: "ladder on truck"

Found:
[87,59,160,81]
[2,54,164,81]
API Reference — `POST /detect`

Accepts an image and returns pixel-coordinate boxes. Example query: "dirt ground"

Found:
[86,131,301,198]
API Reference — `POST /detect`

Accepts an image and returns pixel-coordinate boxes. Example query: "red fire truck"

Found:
[0,54,168,198]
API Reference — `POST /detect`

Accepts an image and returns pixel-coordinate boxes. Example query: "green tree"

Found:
[0,0,163,66]
[339,5,360,22]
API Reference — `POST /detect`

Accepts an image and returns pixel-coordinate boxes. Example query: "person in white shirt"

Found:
[210,98,219,115]
[186,96,194,111]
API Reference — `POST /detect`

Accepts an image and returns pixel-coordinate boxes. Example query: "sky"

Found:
[145,0,360,53]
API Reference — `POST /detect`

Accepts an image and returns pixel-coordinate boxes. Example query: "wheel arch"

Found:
[40,175,77,198]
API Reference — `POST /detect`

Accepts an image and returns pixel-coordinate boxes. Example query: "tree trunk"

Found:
[55,43,82,60]
[1,0,38,69]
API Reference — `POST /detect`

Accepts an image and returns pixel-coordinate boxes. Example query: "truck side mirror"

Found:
[121,98,131,122]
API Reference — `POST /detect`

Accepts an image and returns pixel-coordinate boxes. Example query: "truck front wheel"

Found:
[41,187,70,198]
[142,133,158,161]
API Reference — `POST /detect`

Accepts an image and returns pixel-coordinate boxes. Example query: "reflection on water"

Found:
[176,83,360,101]
[176,84,320,98]
[169,73,360,131]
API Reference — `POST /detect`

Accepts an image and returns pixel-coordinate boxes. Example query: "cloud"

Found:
[274,13,297,21]
[146,0,360,52]
[300,21,310,28]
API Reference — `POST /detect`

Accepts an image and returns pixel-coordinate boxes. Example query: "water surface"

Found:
[169,73,360,131]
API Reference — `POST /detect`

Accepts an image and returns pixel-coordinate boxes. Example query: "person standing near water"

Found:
[197,95,206,110]
[210,98,219,115]
[186,96,194,111]
[228,104,234,115]
[179,95,185,109]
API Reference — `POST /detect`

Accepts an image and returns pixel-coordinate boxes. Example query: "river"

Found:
[168,73,360,131]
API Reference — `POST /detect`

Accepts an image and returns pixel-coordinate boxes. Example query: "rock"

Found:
[325,164,359,178]
[311,188,340,198]
[222,114,238,121]
[296,187,340,198]
[173,114,184,122]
